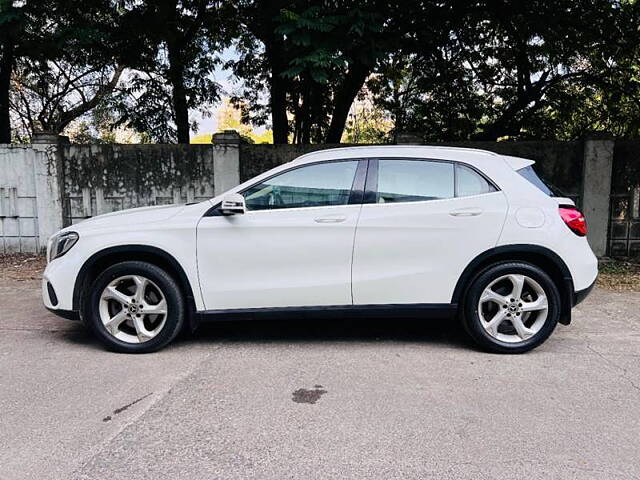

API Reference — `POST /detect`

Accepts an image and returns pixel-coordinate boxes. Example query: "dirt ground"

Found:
[0,253,46,282]
[2,253,638,291]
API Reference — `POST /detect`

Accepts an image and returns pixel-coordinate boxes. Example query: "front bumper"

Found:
[46,306,80,320]
[42,274,80,321]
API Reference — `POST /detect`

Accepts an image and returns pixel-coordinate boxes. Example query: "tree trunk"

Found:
[167,46,190,144]
[270,72,288,144]
[0,41,14,143]
[325,64,370,143]
[159,0,190,144]
[266,41,288,144]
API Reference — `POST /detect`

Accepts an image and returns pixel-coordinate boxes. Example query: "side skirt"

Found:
[195,303,458,323]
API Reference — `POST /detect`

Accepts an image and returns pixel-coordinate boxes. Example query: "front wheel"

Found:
[83,261,185,353]
[462,262,561,354]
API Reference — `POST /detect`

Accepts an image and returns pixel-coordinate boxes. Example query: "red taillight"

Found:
[559,206,587,236]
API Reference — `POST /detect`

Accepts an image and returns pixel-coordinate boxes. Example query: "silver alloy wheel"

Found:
[477,274,549,344]
[99,275,168,344]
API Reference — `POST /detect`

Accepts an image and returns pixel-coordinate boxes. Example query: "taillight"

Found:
[559,206,587,236]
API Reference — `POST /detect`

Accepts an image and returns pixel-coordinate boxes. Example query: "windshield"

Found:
[517,166,564,197]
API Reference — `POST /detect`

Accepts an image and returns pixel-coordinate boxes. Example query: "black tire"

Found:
[462,261,560,354]
[83,261,185,353]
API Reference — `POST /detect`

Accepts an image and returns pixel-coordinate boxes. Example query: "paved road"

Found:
[1,280,638,480]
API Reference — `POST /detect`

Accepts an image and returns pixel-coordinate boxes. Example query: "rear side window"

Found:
[376,160,454,203]
[455,164,496,197]
[517,166,562,197]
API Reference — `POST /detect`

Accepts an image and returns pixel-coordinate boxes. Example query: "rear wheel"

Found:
[83,261,185,353]
[462,262,560,353]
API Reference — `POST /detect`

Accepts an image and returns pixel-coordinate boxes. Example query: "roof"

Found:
[291,145,534,170]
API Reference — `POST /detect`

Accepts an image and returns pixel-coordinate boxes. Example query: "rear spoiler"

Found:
[552,197,576,207]
[502,155,535,170]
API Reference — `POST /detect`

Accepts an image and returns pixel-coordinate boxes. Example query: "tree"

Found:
[230,0,394,144]
[10,59,123,137]
[369,0,640,141]
[0,0,57,142]
[109,0,233,143]
[341,86,391,143]
[1,0,128,142]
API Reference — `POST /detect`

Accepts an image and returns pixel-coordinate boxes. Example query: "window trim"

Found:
[206,158,366,216]
[364,157,499,205]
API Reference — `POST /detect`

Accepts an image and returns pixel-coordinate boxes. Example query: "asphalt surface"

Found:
[0,280,639,480]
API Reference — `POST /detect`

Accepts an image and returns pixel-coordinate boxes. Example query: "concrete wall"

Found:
[0,141,63,253]
[239,144,357,182]
[0,133,636,257]
[60,144,216,225]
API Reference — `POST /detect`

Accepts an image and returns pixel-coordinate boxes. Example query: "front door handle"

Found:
[450,208,483,217]
[314,215,347,223]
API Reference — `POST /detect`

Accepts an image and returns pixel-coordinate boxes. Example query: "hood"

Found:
[68,203,187,232]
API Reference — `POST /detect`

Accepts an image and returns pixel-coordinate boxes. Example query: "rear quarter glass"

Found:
[517,166,564,197]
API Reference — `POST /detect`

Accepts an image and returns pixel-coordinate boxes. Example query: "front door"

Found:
[197,159,364,310]
[352,158,508,305]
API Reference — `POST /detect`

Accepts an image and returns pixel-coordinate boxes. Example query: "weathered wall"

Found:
[1,134,638,256]
[60,144,215,225]
[0,142,63,253]
[0,145,41,252]
[239,144,357,182]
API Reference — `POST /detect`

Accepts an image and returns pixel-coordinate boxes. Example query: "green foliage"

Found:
[1,0,127,140]
[3,0,640,144]
[370,0,640,141]
[106,0,233,143]
[230,0,392,143]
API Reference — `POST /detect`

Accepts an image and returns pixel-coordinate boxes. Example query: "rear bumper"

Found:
[573,277,596,307]
[560,275,596,325]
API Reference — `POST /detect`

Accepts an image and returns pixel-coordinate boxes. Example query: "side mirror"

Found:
[219,193,246,215]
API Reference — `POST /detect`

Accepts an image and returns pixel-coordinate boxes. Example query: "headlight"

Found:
[48,231,79,262]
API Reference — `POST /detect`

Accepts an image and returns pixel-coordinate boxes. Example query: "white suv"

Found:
[42,146,598,354]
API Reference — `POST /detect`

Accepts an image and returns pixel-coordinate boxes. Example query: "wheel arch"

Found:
[73,245,198,330]
[451,245,574,325]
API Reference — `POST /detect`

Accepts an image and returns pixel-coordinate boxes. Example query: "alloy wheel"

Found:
[477,274,549,343]
[98,275,168,344]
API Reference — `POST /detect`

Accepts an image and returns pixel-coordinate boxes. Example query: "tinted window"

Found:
[517,166,562,197]
[376,160,454,203]
[455,164,496,197]
[243,161,359,211]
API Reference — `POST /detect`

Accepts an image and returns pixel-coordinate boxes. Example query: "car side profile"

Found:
[42,146,597,354]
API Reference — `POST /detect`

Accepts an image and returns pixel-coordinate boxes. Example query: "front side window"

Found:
[376,159,454,203]
[243,160,359,211]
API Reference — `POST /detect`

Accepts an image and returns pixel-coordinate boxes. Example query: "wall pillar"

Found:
[31,132,65,251]
[212,130,241,196]
[582,136,614,257]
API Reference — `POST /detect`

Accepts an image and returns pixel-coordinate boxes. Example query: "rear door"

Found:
[352,158,508,305]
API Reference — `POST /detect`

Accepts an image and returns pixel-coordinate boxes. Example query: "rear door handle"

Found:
[449,208,483,217]
[314,215,347,223]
